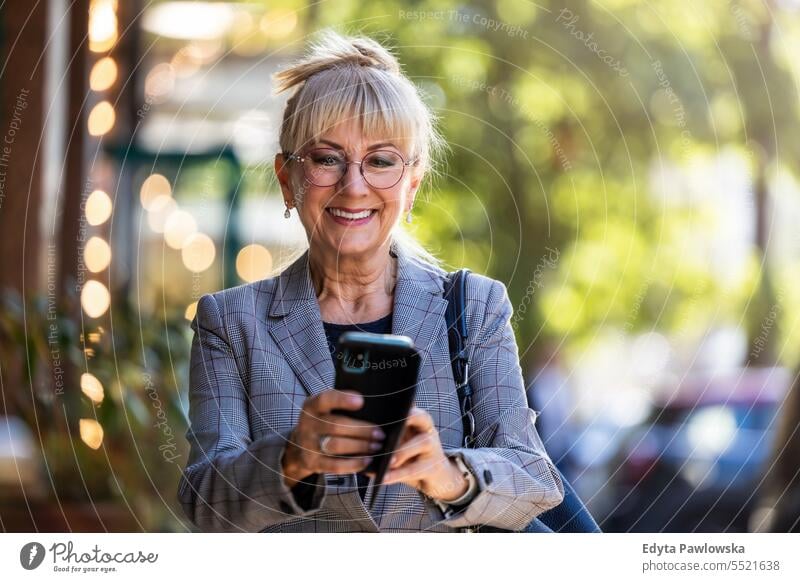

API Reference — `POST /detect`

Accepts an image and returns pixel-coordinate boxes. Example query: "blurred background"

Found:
[1,0,799,532]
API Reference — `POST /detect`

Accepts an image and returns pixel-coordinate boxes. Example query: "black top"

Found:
[323,313,394,359]
[288,312,393,510]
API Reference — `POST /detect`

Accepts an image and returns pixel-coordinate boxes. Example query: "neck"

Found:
[309,242,397,308]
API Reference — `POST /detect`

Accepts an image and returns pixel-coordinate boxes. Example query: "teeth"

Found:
[328,208,373,220]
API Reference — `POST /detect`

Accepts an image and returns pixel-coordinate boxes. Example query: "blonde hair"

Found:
[272,29,446,268]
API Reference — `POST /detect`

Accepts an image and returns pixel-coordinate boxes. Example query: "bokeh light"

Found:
[79,419,104,450]
[235,243,273,283]
[146,195,177,233]
[144,63,176,101]
[89,57,118,91]
[84,236,112,273]
[87,101,115,136]
[163,209,197,249]
[80,373,105,404]
[81,280,111,318]
[181,233,216,273]
[139,174,172,210]
[88,0,118,53]
[85,189,113,225]
[141,2,235,40]
[260,9,297,39]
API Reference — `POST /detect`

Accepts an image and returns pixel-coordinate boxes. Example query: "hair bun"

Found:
[346,37,401,73]
[274,29,401,94]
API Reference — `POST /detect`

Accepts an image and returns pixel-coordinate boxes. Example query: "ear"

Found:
[405,166,423,212]
[274,153,295,207]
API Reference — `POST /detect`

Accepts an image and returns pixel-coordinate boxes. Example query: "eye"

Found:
[367,152,401,168]
[311,150,344,167]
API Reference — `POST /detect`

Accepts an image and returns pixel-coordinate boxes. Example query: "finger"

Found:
[314,389,364,414]
[402,407,435,432]
[389,432,434,468]
[392,408,429,442]
[319,414,386,440]
[318,435,384,456]
[394,413,435,448]
[382,458,429,485]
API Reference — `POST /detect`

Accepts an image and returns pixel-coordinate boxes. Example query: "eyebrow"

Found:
[317,139,399,152]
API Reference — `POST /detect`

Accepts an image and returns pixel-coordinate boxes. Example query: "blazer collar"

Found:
[266,239,448,398]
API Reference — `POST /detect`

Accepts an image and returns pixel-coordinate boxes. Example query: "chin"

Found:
[331,240,379,259]
[324,234,387,259]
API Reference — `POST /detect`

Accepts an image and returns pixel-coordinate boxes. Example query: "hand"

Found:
[365,407,469,502]
[281,389,385,487]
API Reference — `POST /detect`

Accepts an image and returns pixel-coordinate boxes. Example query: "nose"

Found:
[337,161,370,195]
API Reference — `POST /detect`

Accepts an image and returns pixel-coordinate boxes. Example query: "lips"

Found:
[327,208,374,220]
[325,207,377,225]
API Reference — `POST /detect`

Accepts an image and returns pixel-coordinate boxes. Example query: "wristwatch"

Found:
[432,453,479,518]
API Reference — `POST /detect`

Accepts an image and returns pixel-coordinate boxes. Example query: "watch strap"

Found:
[432,453,478,518]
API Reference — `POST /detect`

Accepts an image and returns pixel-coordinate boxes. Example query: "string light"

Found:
[81,280,111,318]
[89,0,118,53]
[85,189,113,225]
[83,2,118,448]
[84,236,112,272]
[80,373,105,404]
[79,419,104,449]
[89,57,118,91]
[87,101,116,136]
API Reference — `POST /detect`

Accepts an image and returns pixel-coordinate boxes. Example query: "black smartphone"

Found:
[331,331,420,508]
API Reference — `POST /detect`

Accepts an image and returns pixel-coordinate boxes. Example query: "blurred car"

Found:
[602,367,791,532]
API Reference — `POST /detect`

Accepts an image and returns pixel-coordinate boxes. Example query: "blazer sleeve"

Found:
[421,278,565,531]
[177,293,327,532]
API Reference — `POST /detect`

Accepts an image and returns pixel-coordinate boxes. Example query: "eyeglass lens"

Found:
[301,148,406,189]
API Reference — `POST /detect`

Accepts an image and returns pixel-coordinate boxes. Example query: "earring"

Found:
[405,209,413,224]
[284,205,291,219]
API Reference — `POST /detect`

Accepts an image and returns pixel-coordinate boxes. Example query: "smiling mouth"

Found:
[325,207,378,223]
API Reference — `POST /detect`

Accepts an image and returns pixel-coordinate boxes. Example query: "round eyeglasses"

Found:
[284,147,418,189]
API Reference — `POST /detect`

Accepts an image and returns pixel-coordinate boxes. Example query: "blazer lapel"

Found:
[389,241,448,357]
[267,249,334,398]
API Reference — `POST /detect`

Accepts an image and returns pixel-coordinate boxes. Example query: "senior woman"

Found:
[177,30,564,533]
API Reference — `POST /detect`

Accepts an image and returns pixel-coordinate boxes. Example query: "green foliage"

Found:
[0,288,191,531]
[344,0,800,369]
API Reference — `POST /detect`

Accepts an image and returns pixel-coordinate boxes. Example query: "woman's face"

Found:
[276,120,421,261]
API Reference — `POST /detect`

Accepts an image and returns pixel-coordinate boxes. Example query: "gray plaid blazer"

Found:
[177,240,564,532]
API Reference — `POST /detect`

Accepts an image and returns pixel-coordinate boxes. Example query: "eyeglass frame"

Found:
[282,147,419,190]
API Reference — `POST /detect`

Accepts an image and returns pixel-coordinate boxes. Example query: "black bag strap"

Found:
[443,268,475,448]
[442,269,602,534]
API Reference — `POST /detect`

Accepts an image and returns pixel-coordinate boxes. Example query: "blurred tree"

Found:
[303,0,800,372]
[0,1,47,296]
[0,0,48,416]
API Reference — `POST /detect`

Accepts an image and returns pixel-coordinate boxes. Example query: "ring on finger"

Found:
[319,434,332,455]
